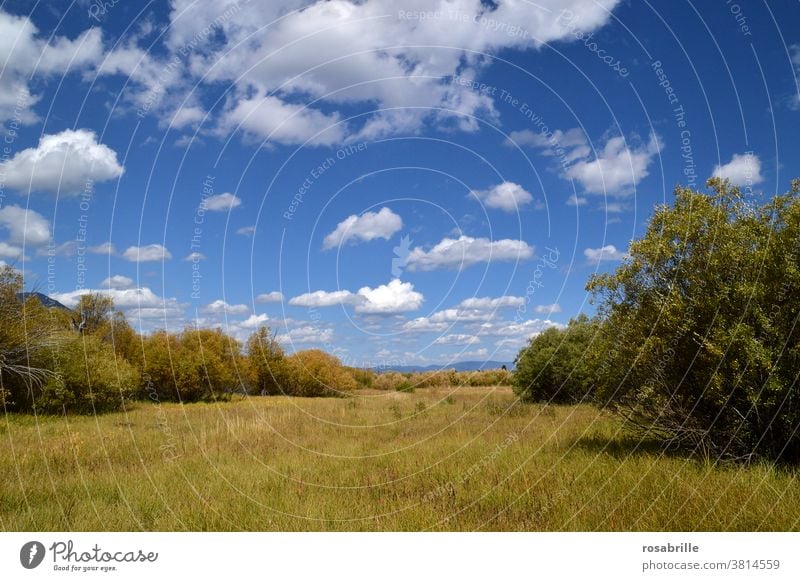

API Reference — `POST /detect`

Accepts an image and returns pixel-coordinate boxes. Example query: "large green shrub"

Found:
[513,315,598,404]
[588,179,800,463]
[37,333,139,413]
[284,349,356,396]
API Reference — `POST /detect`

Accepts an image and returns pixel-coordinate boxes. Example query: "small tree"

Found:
[246,326,289,395]
[76,293,114,335]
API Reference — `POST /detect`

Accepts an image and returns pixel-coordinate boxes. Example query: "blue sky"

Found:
[1,0,799,367]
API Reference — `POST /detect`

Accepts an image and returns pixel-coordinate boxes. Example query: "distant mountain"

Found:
[376,360,513,373]
[16,292,72,312]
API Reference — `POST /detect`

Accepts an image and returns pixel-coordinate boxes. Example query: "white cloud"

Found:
[0,242,24,260]
[584,244,628,264]
[566,194,588,206]
[36,241,78,257]
[290,279,423,314]
[0,11,103,123]
[162,0,620,141]
[101,275,135,290]
[405,235,534,271]
[238,313,270,329]
[354,279,423,314]
[277,325,334,345]
[323,207,403,250]
[220,93,345,146]
[712,153,763,187]
[401,304,498,333]
[520,127,661,197]
[122,244,172,262]
[169,105,206,129]
[88,242,116,254]
[564,133,662,196]
[458,296,524,310]
[237,226,256,236]
[470,181,533,212]
[256,291,284,303]
[0,205,51,247]
[52,286,186,320]
[478,318,563,340]
[289,289,362,308]
[202,299,249,316]
[183,252,207,261]
[4,129,124,195]
[434,334,480,346]
[534,303,562,314]
[201,192,242,212]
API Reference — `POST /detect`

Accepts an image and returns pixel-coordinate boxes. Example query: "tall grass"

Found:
[1,386,798,531]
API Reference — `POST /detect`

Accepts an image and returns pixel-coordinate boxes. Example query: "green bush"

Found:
[37,334,139,413]
[588,179,800,463]
[513,315,598,404]
[284,350,356,397]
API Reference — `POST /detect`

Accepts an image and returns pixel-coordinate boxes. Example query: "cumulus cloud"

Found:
[202,299,249,316]
[433,334,480,346]
[237,226,256,236]
[402,303,501,333]
[478,318,562,338]
[566,194,588,206]
[88,242,116,254]
[4,129,124,195]
[52,286,186,321]
[220,93,345,146]
[101,275,135,290]
[323,207,403,250]
[354,279,423,314]
[0,242,25,260]
[289,289,362,308]
[201,192,242,212]
[564,133,662,196]
[509,128,592,163]
[122,244,172,262]
[404,235,533,271]
[289,279,423,314]
[0,205,51,247]
[183,252,207,261]
[712,153,763,187]
[470,181,534,212]
[0,11,103,123]
[277,325,334,345]
[158,0,621,141]
[584,244,628,264]
[256,291,284,303]
[237,313,270,329]
[520,127,661,197]
[458,296,524,310]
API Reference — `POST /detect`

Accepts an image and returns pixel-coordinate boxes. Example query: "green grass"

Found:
[2,386,799,531]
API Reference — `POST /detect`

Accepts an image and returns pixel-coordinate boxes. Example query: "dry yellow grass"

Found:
[1,386,799,531]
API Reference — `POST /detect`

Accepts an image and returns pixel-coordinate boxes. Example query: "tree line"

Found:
[0,277,509,413]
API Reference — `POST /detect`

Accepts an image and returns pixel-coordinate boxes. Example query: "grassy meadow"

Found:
[2,385,799,531]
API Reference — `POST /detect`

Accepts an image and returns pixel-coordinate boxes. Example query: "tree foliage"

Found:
[513,314,599,404]
[588,179,800,463]
[245,326,290,395]
[284,349,357,397]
